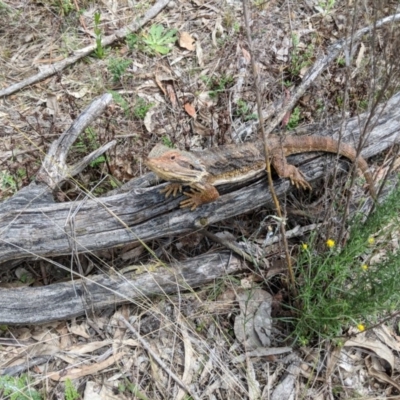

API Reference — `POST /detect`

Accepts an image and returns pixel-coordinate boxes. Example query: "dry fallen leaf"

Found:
[344,333,394,373]
[49,352,126,381]
[155,74,167,96]
[179,32,195,51]
[184,102,196,118]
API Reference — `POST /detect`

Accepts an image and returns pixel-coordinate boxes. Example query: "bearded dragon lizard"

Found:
[145,136,376,210]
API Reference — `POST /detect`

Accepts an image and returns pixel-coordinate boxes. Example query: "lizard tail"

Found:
[302,136,377,200]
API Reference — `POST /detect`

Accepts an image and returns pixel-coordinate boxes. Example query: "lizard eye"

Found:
[170,155,175,160]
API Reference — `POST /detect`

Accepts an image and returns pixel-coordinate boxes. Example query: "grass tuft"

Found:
[292,181,400,343]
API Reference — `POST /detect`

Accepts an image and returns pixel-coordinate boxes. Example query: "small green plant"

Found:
[141,24,177,55]
[337,56,346,67]
[316,0,336,14]
[118,379,150,399]
[126,33,139,49]
[133,97,153,120]
[201,74,234,98]
[109,91,130,116]
[235,99,257,121]
[290,34,314,77]
[74,128,105,170]
[93,11,105,59]
[108,58,131,82]
[233,21,241,33]
[59,0,74,15]
[161,136,174,148]
[292,184,400,342]
[64,378,80,400]
[0,170,18,193]
[0,374,42,400]
[286,106,301,129]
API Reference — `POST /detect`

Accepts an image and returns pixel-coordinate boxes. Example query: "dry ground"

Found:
[1,0,400,399]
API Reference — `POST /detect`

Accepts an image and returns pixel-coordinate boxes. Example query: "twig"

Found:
[120,316,201,400]
[264,12,400,137]
[0,0,171,98]
[201,229,256,264]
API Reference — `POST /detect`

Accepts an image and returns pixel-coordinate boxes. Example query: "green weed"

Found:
[93,11,105,59]
[316,0,336,14]
[289,34,314,77]
[64,378,80,400]
[0,170,18,193]
[292,183,400,343]
[0,374,42,400]
[109,91,130,116]
[118,379,150,400]
[235,99,257,121]
[201,74,234,99]
[133,97,153,120]
[337,56,346,67]
[161,136,174,148]
[126,33,139,50]
[286,106,301,129]
[108,57,131,82]
[141,24,177,55]
[74,128,105,168]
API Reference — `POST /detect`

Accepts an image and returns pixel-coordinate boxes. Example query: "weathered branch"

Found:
[36,93,114,189]
[0,252,244,325]
[0,0,171,98]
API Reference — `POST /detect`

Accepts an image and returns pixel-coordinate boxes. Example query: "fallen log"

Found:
[1,91,399,324]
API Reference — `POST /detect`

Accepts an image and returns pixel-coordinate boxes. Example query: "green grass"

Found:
[201,74,234,99]
[0,374,42,400]
[234,99,258,121]
[289,33,314,77]
[286,106,301,129]
[291,182,400,343]
[133,97,153,120]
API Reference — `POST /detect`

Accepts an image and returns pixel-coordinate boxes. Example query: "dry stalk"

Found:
[242,0,296,290]
[120,316,202,400]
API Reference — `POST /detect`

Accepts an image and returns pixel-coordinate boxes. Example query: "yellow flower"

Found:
[368,237,375,245]
[357,324,365,332]
[361,264,368,271]
[302,243,308,250]
[326,239,335,248]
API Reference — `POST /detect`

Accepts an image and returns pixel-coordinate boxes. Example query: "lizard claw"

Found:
[290,177,312,190]
[180,190,203,211]
[160,183,183,198]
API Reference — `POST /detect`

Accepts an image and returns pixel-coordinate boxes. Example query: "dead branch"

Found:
[0,252,244,325]
[1,91,400,267]
[0,0,171,98]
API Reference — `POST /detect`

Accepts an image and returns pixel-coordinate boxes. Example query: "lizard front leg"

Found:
[180,183,220,210]
[270,151,312,190]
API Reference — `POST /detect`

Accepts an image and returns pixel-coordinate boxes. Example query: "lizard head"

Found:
[145,150,208,184]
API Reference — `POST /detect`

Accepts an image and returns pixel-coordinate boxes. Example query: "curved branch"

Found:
[0,0,171,98]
